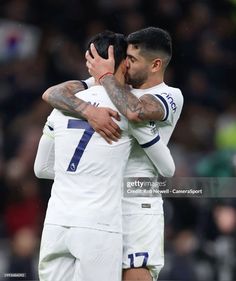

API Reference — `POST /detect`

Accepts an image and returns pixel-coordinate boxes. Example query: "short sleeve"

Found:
[152,89,183,125]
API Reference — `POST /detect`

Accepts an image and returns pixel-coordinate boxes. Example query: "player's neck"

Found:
[138,75,164,89]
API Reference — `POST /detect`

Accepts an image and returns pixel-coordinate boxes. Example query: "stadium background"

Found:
[0,0,235,280]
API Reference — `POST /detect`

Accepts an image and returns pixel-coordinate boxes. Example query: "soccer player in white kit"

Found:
[85,27,184,281]
[34,31,175,281]
[43,27,184,280]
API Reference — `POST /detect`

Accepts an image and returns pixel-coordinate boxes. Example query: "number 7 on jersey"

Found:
[67,119,95,172]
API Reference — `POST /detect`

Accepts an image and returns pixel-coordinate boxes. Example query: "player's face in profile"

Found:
[125,44,149,88]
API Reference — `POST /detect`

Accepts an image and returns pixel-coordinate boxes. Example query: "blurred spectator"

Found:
[160,230,199,280]
[0,19,41,63]
[215,103,236,150]
[4,177,43,237]
[4,227,39,281]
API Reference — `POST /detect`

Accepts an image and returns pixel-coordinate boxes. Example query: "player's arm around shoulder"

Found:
[98,75,165,122]
[42,79,122,144]
[42,80,90,118]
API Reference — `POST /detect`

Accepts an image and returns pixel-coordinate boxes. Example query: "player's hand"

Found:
[85,44,115,82]
[85,106,121,144]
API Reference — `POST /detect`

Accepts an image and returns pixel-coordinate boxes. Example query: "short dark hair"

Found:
[127,27,172,68]
[87,30,127,72]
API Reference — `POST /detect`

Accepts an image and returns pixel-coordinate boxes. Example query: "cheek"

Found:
[130,65,146,78]
[128,63,138,73]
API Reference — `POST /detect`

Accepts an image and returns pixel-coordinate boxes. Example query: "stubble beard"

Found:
[125,71,148,89]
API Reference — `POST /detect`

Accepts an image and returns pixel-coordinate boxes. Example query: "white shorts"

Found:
[122,214,164,280]
[39,224,122,281]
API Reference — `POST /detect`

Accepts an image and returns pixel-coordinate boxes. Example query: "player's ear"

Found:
[151,58,162,73]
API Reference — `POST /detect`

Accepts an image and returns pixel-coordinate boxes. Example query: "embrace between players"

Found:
[34,27,183,281]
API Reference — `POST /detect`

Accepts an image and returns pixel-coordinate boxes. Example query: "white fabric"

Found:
[39,224,122,281]
[34,134,55,180]
[123,82,184,215]
[83,77,95,88]
[34,85,174,233]
[42,85,131,233]
[122,214,164,280]
[34,81,182,278]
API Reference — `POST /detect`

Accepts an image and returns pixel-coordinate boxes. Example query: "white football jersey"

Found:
[123,82,184,214]
[43,85,160,233]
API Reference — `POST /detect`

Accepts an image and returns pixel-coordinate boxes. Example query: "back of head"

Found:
[87,30,127,72]
[127,27,172,70]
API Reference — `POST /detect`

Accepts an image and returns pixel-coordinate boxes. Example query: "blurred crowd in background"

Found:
[0,0,236,280]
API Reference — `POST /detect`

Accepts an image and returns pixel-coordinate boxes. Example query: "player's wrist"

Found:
[98,72,113,84]
[83,103,96,120]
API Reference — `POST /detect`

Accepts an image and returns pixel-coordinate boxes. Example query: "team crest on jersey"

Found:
[149,121,158,135]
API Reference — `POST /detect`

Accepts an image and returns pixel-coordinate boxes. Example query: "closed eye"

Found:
[127,55,136,63]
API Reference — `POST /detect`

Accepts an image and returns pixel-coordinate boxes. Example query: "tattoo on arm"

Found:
[101,76,164,121]
[44,81,90,118]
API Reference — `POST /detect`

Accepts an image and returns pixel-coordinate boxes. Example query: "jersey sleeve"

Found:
[129,121,160,148]
[43,113,55,139]
[34,111,56,179]
[82,77,95,89]
[141,139,175,177]
[151,89,183,125]
[129,121,175,177]
[34,134,55,179]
